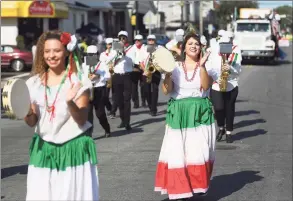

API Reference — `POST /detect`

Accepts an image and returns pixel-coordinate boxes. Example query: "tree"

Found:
[275,5,293,30]
[214,1,258,27]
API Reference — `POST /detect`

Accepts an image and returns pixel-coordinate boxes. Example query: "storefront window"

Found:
[49,18,59,30]
[18,18,43,49]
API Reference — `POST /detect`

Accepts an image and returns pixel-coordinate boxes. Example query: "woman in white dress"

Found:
[154,30,217,200]
[24,30,99,200]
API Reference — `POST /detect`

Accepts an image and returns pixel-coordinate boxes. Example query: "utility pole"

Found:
[199,1,203,35]
[180,1,184,27]
[135,1,139,35]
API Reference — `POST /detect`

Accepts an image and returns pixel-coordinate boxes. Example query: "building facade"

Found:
[1,0,68,47]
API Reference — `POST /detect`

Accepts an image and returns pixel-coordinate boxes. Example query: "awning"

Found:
[80,0,112,9]
[1,0,69,18]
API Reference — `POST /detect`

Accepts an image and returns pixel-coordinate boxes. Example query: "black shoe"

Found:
[104,132,111,138]
[150,111,157,116]
[117,122,124,128]
[196,192,208,196]
[216,129,225,142]
[133,104,139,109]
[125,124,132,130]
[226,134,233,143]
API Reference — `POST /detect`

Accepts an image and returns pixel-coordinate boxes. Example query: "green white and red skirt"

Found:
[26,133,99,201]
[154,97,216,200]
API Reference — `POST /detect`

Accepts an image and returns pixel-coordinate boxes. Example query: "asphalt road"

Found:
[1,46,292,201]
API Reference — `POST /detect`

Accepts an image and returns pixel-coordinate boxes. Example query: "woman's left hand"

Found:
[66,82,82,102]
[200,50,211,67]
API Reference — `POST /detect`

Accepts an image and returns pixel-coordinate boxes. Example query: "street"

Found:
[1,46,292,201]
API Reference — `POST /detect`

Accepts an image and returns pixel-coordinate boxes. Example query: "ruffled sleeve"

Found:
[25,75,39,103]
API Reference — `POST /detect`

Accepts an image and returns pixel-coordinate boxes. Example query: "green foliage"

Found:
[215,1,258,26]
[275,5,293,30]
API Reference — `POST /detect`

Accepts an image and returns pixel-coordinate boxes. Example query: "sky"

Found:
[258,1,292,9]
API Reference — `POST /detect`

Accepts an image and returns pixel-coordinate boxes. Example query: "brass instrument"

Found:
[144,54,157,83]
[106,61,114,88]
[88,66,95,100]
[219,55,230,92]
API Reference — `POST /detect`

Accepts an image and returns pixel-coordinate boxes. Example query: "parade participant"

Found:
[209,31,242,143]
[24,30,99,200]
[139,34,162,116]
[82,45,111,138]
[154,27,217,200]
[100,38,117,117]
[111,30,136,130]
[132,34,146,108]
[166,29,185,60]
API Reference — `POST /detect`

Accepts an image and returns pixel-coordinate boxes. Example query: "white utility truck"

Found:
[234,8,280,63]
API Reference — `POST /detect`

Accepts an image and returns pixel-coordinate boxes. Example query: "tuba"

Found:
[219,55,230,92]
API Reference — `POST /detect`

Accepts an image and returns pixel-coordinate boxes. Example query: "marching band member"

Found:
[166,28,185,59]
[100,38,118,118]
[140,34,162,116]
[132,34,146,108]
[24,30,99,200]
[209,31,242,143]
[82,45,111,138]
[154,28,217,200]
[111,30,136,130]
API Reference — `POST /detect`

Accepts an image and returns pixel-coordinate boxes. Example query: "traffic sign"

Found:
[143,10,157,26]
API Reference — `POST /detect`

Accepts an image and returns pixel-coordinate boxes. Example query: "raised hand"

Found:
[66,82,82,102]
[200,50,211,67]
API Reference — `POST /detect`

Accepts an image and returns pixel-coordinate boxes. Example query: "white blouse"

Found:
[26,73,92,144]
[169,62,217,100]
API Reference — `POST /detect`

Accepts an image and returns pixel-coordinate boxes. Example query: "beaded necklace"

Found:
[182,61,199,82]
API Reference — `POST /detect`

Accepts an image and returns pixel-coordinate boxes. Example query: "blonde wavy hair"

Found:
[31,30,79,77]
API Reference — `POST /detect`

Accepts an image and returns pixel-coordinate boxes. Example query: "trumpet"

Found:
[219,55,230,92]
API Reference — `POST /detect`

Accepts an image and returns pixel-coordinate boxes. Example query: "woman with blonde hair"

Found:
[154,26,217,200]
[24,30,99,200]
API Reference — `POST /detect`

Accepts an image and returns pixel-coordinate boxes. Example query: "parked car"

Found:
[141,34,170,46]
[1,45,33,72]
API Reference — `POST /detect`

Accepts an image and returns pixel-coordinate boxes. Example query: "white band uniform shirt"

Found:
[207,41,242,92]
[82,60,111,88]
[110,45,136,74]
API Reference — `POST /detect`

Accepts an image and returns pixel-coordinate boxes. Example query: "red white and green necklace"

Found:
[44,67,69,121]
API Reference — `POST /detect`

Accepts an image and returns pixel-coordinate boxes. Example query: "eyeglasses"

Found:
[119,36,127,40]
[147,39,155,41]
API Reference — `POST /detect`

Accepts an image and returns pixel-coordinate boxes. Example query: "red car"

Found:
[1,45,33,72]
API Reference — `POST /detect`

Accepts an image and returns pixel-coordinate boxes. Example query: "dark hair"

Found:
[180,33,201,60]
